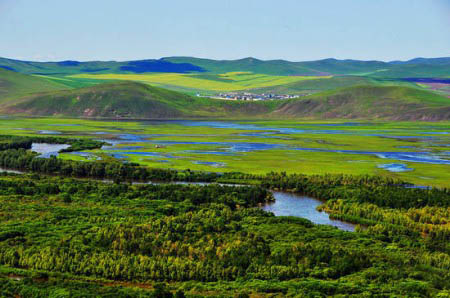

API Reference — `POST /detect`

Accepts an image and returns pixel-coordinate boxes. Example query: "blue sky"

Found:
[0,0,449,62]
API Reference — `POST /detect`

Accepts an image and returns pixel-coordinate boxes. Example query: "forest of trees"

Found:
[0,136,449,296]
[0,173,449,296]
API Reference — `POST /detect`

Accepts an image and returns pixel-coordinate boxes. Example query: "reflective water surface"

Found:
[31,143,70,158]
[262,191,356,232]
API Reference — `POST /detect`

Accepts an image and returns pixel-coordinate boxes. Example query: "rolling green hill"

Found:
[0,68,70,103]
[69,72,331,94]
[273,85,450,120]
[368,64,450,78]
[1,81,277,118]
[249,76,374,94]
[2,81,448,120]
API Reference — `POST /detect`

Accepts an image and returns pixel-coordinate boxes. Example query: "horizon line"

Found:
[1,55,449,64]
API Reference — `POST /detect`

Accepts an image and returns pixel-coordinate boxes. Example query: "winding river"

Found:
[2,141,359,232]
[169,182,356,231]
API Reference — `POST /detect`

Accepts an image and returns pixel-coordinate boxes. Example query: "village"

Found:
[204,92,305,101]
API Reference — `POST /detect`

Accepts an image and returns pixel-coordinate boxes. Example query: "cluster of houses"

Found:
[205,92,303,101]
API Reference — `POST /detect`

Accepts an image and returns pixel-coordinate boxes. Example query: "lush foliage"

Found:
[0,173,449,297]
[0,136,449,296]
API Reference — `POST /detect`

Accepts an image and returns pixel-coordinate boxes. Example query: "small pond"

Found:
[31,143,70,158]
[262,191,356,232]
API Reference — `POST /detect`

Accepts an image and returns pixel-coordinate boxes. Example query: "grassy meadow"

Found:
[70,72,332,93]
[62,70,449,99]
[0,117,448,188]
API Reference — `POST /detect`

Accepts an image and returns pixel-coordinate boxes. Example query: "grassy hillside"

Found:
[1,81,278,118]
[70,72,331,93]
[249,76,374,94]
[273,85,450,120]
[1,81,448,120]
[69,72,443,97]
[250,76,438,95]
[0,68,70,103]
[368,64,450,78]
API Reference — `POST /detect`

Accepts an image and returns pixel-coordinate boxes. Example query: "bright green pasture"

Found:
[69,72,332,92]
[0,117,448,188]
[87,145,449,187]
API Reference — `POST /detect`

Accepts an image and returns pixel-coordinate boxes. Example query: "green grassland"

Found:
[70,72,332,92]
[0,117,448,188]
[1,62,448,121]
[34,74,108,89]
[68,70,446,97]
[1,81,287,118]
[2,77,448,120]
[273,85,450,120]
[0,69,70,104]
[0,68,109,106]
[98,144,449,188]
[249,75,433,95]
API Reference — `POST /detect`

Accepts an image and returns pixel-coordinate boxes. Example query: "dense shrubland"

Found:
[0,136,449,296]
[0,148,220,182]
[0,174,449,296]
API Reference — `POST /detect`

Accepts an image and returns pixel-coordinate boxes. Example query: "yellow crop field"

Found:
[70,72,332,92]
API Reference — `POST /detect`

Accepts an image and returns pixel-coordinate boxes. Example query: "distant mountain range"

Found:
[1,56,449,77]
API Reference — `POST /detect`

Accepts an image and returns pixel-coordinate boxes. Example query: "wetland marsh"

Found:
[1,117,449,187]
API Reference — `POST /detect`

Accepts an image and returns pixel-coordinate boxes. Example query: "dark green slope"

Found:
[0,68,69,103]
[272,85,450,120]
[0,57,118,75]
[0,57,204,75]
[1,81,275,118]
[3,82,187,118]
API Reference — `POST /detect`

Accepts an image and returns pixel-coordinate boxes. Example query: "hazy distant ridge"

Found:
[1,56,449,77]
